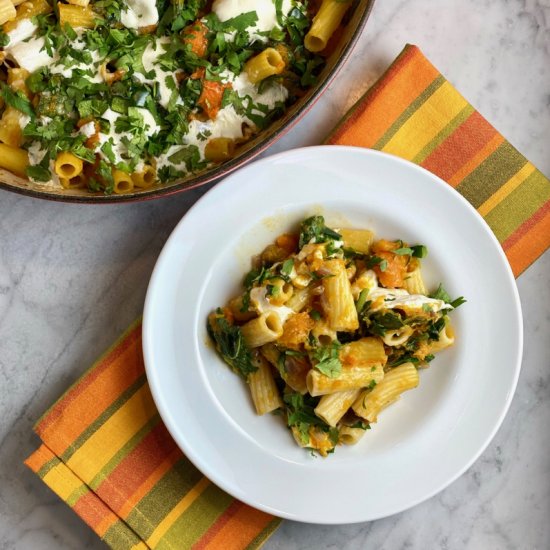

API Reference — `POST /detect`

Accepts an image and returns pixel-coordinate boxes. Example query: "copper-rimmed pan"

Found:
[0,0,376,203]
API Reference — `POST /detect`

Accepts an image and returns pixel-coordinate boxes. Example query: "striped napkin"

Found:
[327,45,550,276]
[25,44,550,549]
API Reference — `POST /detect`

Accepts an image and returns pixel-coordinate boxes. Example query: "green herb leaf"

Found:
[309,310,322,321]
[411,244,428,258]
[207,309,257,380]
[0,83,34,117]
[355,288,370,314]
[26,164,51,182]
[299,215,342,248]
[349,420,370,430]
[312,342,342,378]
[365,255,388,271]
[430,283,466,309]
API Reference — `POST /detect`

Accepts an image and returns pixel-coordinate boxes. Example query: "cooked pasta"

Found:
[208,215,465,456]
[244,47,285,84]
[0,0,352,193]
[305,0,352,53]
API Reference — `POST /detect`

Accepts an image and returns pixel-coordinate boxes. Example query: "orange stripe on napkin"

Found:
[328,44,550,276]
[26,323,280,550]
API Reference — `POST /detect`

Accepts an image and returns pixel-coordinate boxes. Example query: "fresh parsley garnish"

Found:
[312,341,342,378]
[207,309,257,380]
[0,83,34,117]
[366,312,404,337]
[298,215,342,248]
[430,283,466,308]
[283,391,337,448]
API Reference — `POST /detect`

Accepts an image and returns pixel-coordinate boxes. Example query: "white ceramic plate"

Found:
[143,146,523,524]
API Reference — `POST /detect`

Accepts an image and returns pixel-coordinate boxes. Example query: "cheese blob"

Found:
[212,0,293,34]
[120,0,159,29]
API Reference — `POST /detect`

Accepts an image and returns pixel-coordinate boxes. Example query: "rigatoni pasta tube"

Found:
[339,228,374,254]
[352,362,419,422]
[131,165,156,188]
[240,311,283,348]
[54,152,83,179]
[112,169,133,194]
[244,47,285,84]
[0,0,16,28]
[266,278,293,306]
[0,143,28,176]
[307,363,384,397]
[311,318,337,346]
[320,258,359,331]
[340,337,387,368]
[249,354,283,415]
[426,318,455,354]
[381,325,413,347]
[58,3,96,28]
[7,67,30,95]
[60,174,86,189]
[305,0,352,53]
[404,265,427,295]
[314,389,361,427]
[227,295,257,322]
[204,137,236,162]
[260,342,309,394]
[286,287,310,312]
[0,107,24,147]
[339,425,367,445]
[3,0,51,31]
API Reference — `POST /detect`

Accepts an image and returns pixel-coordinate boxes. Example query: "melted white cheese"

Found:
[136,107,160,137]
[7,36,54,73]
[79,121,96,138]
[49,48,103,82]
[18,114,31,131]
[212,0,293,39]
[156,105,247,170]
[120,0,159,29]
[6,19,37,47]
[27,142,46,166]
[231,71,288,108]
[97,108,127,164]
[367,281,452,314]
[135,38,180,109]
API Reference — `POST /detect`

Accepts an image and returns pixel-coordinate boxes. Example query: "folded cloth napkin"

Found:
[25,44,550,550]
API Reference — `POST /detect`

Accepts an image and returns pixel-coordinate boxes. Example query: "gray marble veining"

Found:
[1,1,549,549]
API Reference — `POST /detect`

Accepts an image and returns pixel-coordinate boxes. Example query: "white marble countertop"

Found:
[1,0,549,548]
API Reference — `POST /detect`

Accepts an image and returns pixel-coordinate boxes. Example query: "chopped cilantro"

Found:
[0,84,34,117]
[312,342,342,378]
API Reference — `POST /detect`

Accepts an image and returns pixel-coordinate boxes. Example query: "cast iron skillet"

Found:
[0,0,376,203]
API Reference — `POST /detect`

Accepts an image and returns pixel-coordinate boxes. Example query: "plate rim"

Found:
[142,145,523,523]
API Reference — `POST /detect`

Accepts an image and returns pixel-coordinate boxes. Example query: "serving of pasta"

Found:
[0,0,357,194]
[208,215,466,457]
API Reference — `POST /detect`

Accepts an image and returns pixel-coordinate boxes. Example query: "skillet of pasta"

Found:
[0,0,353,194]
[208,215,466,457]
